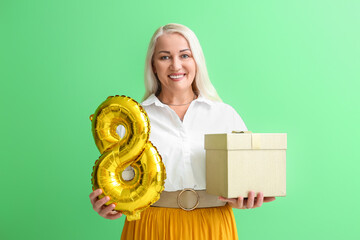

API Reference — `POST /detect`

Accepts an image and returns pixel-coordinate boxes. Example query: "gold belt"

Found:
[151,189,226,211]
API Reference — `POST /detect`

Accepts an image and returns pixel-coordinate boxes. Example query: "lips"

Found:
[168,73,186,80]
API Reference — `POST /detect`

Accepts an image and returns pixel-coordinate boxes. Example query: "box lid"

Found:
[204,131,287,150]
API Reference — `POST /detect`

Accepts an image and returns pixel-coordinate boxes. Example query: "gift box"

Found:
[205,131,287,198]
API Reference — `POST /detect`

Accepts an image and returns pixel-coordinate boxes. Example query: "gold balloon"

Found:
[90,95,166,221]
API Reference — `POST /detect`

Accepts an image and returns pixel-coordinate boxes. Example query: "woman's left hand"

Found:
[219,191,276,209]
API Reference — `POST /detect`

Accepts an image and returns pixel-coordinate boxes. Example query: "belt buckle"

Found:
[177,188,200,211]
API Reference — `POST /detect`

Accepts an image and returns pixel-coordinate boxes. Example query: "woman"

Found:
[89,23,276,239]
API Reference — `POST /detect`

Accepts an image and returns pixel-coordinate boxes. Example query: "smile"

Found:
[168,74,186,80]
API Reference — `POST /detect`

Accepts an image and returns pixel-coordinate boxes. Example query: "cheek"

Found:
[155,62,169,73]
[189,60,196,71]
[189,63,197,76]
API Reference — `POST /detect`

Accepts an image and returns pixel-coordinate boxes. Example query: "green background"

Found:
[1,0,359,239]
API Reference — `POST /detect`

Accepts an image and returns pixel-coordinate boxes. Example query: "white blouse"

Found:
[119,94,248,192]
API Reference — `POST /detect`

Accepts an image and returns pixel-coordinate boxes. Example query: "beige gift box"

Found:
[205,131,287,198]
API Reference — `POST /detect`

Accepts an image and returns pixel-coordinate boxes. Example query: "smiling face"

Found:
[152,33,197,96]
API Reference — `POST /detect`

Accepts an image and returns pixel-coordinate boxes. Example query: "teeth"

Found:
[169,74,185,79]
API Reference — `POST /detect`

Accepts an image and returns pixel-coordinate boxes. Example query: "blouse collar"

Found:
[141,93,214,108]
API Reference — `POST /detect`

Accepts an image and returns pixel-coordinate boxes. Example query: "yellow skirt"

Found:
[121,204,238,240]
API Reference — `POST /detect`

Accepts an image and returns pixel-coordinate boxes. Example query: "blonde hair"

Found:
[142,23,222,102]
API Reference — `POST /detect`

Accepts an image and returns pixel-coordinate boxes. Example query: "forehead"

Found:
[155,33,191,52]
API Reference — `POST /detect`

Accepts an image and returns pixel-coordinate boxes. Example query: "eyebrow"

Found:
[158,49,191,54]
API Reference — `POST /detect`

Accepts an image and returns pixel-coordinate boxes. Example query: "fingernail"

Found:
[105,196,110,201]
[111,204,115,208]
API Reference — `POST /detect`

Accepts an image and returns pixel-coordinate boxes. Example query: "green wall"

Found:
[1,0,359,239]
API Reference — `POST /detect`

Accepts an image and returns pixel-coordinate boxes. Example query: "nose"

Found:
[170,57,181,71]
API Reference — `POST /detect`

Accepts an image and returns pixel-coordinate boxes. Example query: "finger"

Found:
[89,189,102,205]
[264,197,276,203]
[254,192,264,208]
[219,196,237,204]
[99,204,116,218]
[109,210,120,214]
[107,210,123,220]
[93,196,110,212]
[236,196,244,209]
[246,191,255,209]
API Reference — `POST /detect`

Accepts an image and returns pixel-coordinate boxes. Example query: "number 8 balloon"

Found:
[90,95,166,221]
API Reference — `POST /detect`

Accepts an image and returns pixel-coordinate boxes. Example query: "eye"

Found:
[160,56,170,60]
[181,54,190,59]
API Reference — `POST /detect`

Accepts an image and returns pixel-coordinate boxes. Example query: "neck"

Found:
[158,90,196,106]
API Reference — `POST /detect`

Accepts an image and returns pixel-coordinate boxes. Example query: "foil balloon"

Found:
[90,95,166,221]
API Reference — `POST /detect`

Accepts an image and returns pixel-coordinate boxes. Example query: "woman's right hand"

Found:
[89,189,123,220]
